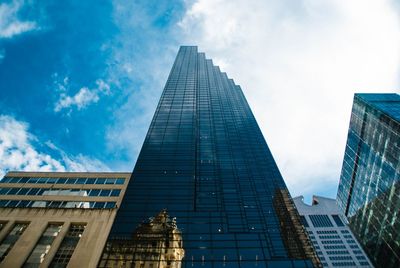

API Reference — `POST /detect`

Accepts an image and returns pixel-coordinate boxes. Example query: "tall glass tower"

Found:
[102,46,315,267]
[337,93,400,268]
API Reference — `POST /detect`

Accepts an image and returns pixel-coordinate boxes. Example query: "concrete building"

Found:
[293,195,373,268]
[0,171,130,267]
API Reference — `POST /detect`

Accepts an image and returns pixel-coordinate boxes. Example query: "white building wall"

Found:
[293,195,373,268]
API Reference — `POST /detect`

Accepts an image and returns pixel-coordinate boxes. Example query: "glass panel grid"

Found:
[49,224,86,267]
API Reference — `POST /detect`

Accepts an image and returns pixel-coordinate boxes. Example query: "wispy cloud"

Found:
[44,140,110,172]
[54,78,111,113]
[104,0,182,167]
[0,0,38,38]
[179,0,400,198]
[0,115,109,178]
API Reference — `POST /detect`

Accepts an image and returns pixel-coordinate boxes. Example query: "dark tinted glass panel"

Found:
[300,216,309,227]
[309,215,333,227]
[332,215,344,227]
[103,46,312,267]
[86,178,96,184]
[115,178,125,185]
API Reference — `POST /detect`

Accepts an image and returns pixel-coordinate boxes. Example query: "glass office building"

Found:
[337,93,400,268]
[102,46,315,267]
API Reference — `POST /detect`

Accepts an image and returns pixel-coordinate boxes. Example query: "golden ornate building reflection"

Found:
[99,210,184,268]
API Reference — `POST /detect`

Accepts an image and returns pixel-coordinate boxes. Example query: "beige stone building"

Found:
[0,171,131,267]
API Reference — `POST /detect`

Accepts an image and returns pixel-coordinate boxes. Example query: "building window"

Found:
[0,200,117,210]
[309,215,333,227]
[0,222,7,232]
[300,215,309,227]
[0,222,29,262]
[49,224,86,267]
[23,223,63,267]
[332,261,356,266]
[0,177,125,185]
[0,188,122,197]
[321,240,343,245]
[317,230,337,234]
[326,250,351,255]
[319,235,341,240]
[324,245,346,250]
[332,215,345,226]
[329,255,353,261]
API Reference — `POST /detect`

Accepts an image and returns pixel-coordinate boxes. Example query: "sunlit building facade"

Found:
[294,195,373,267]
[337,93,400,268]
[0,171,130,267]
[103,46,317,267]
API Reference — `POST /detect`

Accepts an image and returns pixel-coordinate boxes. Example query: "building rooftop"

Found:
[293,195,340,215]
[355,93,400,122]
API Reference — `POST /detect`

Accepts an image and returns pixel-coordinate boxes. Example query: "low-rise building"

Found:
[0,171,131,267]
[293,195,373,268]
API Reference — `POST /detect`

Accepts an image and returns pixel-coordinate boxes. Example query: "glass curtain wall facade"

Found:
[106,46,314,267]
[337,93,400,268]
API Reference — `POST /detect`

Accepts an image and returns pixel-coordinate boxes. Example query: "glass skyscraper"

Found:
[102,46,315,267]
[337,93,400,268]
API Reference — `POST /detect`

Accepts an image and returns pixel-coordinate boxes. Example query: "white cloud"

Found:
[0,0,37,38]
[104,1,179,167]
[55,87,99,112]
[43,140,110,172]
[54,78,110,113]
[0,115,109,178]
[95,79,111,94]
[179,0,400,198]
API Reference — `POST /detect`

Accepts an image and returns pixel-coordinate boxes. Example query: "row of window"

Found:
[1,177,126,185]
[329,255,353,261]
[303,214,345,228]
[326,250,351,255]
[321,240,344,245]
[0,221,86,266]
[331,261,356,267]
[0,200,116,209]
[0,188,121,197]
[308,215,333,227]
[322,245,346,250]
[316,230,337,234]
[319,235,341,240]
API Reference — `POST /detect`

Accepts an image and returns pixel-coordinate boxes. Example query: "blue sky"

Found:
[0,0,399,201]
